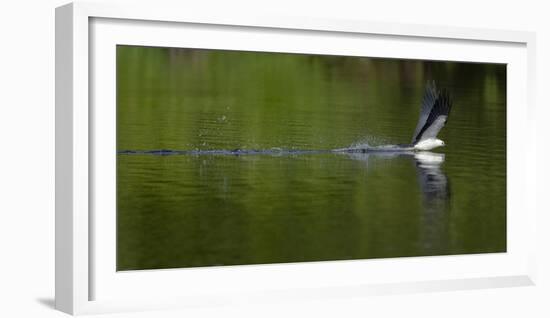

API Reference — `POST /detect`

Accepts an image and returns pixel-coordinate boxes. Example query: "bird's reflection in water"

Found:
[343,151,451,255]
[413,152,451,254]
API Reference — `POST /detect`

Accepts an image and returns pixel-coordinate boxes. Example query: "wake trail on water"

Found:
[116,135,412,156]
[118,148,331,156]
[118,142,412,156]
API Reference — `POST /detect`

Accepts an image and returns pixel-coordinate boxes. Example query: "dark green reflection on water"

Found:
[116,45,506,271]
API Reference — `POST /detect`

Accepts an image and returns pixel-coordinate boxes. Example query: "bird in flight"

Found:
[409,81,453,151]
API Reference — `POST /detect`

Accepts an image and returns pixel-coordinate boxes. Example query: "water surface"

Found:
[116,46,506,271]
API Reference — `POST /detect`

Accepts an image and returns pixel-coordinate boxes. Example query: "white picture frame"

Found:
[55,1,537,315]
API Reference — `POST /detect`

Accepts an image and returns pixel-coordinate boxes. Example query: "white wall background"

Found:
[0,0,548,317]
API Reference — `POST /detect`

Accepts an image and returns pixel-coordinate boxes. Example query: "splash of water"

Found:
[348,135,395,149]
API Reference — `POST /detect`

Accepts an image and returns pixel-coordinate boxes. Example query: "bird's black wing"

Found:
[411,82,452,144]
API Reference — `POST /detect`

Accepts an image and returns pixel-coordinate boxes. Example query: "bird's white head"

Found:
[414,138,445,151]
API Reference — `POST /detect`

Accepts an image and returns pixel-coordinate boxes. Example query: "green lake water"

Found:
[116,45,506,271]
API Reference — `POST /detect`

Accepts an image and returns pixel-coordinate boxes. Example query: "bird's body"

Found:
[413,138,445,151]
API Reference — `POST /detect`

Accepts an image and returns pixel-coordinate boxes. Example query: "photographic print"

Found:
[116,45,506,271]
